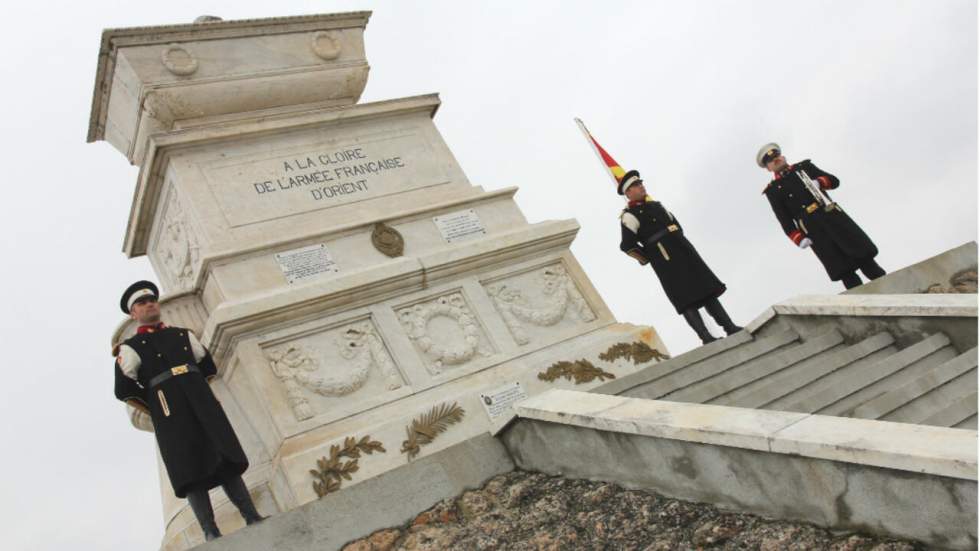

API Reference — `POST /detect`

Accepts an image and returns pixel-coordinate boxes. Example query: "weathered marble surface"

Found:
[506,394,978,550]
[770,293,978,318]
[89,12,372,164]
[516,389,977,480]
[93,13,671,549]
[845,240,978,295]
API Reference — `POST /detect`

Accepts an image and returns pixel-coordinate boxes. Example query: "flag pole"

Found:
[574,118,623,188]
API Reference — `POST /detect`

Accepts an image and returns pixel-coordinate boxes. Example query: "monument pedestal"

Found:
[90,13,668,550]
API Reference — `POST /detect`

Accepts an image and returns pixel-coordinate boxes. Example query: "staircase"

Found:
[594,295,978,429]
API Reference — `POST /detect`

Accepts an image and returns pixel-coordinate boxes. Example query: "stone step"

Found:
[733,332,895,410]
[770,344,898,413]
[885,367,978,427]
[669,330,844,405]
[621,329,799,401]
[955,414,977,430]
[786,333,953,415]
[919,388,979,428]
[593,329,754,396]
[710,333,846,407]
[819,341,958,418]
[852,347,978,420]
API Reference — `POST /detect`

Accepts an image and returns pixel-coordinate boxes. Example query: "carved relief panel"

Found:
[262,319,404,422]
[484,263,596,346]
[395,291,493,375]
[151,185,202,293]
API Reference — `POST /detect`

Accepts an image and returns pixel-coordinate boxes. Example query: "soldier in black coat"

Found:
[757,143,885,289]
[618,170,742,344]
[114,281,264,541]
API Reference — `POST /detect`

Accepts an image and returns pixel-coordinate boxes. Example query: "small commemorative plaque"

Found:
[479,381,529,421]
[433,209,487,243]
[275,243,339,284]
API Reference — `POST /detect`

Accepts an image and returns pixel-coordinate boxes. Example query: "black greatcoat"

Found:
[620,200,726,314]
[114,327,248,498]
[763,160,878,280]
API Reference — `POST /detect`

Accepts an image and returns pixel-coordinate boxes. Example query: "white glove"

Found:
[127,403,155,432]
[799,237,813,249]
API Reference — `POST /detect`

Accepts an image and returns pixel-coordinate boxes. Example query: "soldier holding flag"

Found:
[577,120,742,344]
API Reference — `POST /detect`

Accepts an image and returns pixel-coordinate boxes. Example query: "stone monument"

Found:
[89,12,667,549]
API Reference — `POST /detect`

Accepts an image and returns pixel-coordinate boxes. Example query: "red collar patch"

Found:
[774,163,796,180]
[137,323,167,334]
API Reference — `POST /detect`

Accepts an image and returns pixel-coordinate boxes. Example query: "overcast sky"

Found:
[0,1,975,549]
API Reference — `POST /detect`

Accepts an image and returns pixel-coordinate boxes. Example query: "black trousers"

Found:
[842,259,886,289]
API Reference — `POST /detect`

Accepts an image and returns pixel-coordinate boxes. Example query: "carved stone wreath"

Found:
[265,322,401,421]
[486,265,596,345]
[160,44,199,76]
[339,322,403,391]
[311,31,342,60]
[157,188,200,291]
[398,293,488,373]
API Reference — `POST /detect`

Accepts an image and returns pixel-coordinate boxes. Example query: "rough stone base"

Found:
[844,241,977,295]
[501,419,977,550]
[342,470,925,551]
[196,433,514,551]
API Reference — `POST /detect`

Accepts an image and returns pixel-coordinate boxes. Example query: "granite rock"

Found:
[342,470,924,550]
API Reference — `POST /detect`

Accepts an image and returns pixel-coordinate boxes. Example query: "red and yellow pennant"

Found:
[575,118,627,190]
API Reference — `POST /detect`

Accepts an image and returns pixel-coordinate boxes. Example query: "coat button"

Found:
[157,353,162,358]
[183,346,188,351]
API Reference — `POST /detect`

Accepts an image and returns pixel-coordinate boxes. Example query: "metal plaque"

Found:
[479,381,529,421]
[433,209,487,243]
[274,243,339,284]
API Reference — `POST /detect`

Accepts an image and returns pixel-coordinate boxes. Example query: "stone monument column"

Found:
[89,12,667,549]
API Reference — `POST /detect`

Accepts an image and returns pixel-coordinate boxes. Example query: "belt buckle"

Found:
[171,365,188,376]
[806,203,819,214]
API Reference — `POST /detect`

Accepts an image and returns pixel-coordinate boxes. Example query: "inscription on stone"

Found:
[433,209,487,243]
[203,132,449,227]
[275,243,339,284]
[479,381,528,421]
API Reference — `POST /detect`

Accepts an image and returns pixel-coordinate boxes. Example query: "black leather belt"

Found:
[149,364,199,388]
[644,224,681,248]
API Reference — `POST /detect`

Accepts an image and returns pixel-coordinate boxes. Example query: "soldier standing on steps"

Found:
[757,143,886,289]
[618,170,743,344]
[114,281,265,541]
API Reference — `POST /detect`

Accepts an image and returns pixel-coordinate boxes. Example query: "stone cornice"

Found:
[188,186,517,290]
[87,11,372,144]
[123,93,443,257]
[201,219,581,365]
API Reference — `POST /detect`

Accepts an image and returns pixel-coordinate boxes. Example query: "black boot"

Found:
[683,308,717,345]
[841,271,862,289]
[859,259,886,280]
[187,489,222,541]
[704,297,743,336]
[223,476,266,525]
